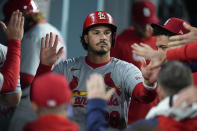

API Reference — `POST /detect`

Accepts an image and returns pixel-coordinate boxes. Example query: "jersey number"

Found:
[105,111,120,128]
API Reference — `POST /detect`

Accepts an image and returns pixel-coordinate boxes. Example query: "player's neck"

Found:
[87,52,111,64]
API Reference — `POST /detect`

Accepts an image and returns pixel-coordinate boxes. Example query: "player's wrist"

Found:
[143,80,157,89]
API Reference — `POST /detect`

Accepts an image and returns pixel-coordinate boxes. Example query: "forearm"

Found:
[167,42,197,62]
[1,40,21,93]
[132,82,157,103]
[20,73,35,88]
[35,64,52,77]
[87,99,107,131]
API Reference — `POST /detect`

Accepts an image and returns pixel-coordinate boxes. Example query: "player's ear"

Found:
[84,34,88,44]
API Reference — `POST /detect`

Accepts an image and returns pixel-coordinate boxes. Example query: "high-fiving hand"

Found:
[140,58,160,86]
[169,23,197,47]
[0,10,24,41]
[40,32,64,66]
[132,43,166,69]
[86,73,115,101]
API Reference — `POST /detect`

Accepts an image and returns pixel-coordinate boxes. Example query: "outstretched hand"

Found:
[86,73,115,101]
[169,23,197,47]
[140,58,160,86]
[0,10,24,40]
[40,32,64,66]
[131,43,166,69]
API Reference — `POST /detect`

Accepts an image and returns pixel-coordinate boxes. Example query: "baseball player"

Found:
[2,0,67,131]
[2,0,67,88]
[0,10,24,131]
[36,11,158,130]
[110,1,159,124]
[132,17,197,79]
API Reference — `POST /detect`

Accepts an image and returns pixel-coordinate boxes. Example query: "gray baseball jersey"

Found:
[21,22,66,76]
[52,56,144,130]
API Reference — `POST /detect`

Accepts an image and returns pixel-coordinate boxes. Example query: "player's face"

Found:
[156,35,169,51]
[84,26,112,56]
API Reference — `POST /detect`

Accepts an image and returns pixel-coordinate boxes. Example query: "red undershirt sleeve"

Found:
[166,42,197,62]
[132,82,157,103]
[35,64,52,77]
[0,40,21,93]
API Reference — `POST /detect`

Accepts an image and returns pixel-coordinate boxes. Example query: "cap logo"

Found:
[98,12,106,19]
[143,8,151,17]
[47,100,56,107]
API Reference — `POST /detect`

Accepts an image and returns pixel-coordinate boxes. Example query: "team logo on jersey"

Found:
[104,73,121,96]
[98,12,106,19]
[69,76,79,90]
[72,90,119,107]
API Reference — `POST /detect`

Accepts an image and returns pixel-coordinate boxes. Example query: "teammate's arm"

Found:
[35,32,64,77]
[0,10,24,93]
[87,73,115,131]
[132,59,158,103]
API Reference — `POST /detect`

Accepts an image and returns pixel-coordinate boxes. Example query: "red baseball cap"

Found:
[132,1,158,24]
[3,0,39,21]
[31,73,71,108]
[151,17,190,36]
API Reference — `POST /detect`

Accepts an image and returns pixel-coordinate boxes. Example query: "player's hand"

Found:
[173,85,197,109]
[0,10,24,40]
[87,73,115,101]
[140,58,160,86]
[169,23,197,47]
[40,32,64,66]
[132,43,166,69]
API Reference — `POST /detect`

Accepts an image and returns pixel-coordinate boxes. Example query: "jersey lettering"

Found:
[107,95,119,106]
[73,96,87,108]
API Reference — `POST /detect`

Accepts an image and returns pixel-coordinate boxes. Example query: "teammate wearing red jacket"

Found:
[24,73,78,131]
[132,17,197,85]
[111,1,159,124]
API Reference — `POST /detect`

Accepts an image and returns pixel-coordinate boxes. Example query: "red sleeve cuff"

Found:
[8,40,21,48]
[36,64,52,77]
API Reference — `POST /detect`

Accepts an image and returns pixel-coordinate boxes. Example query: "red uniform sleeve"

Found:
[35,64,52,77]
[0,40,21,93]
[20,65,51,88]
[166,42,197,62]
[132,82,157,103]
[20,72,34,88]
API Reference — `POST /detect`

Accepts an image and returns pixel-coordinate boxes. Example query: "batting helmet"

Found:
[3,0,39,21]
[81,11,117,50]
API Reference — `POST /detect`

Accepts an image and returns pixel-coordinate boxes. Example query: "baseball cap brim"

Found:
[151,24,177,36]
